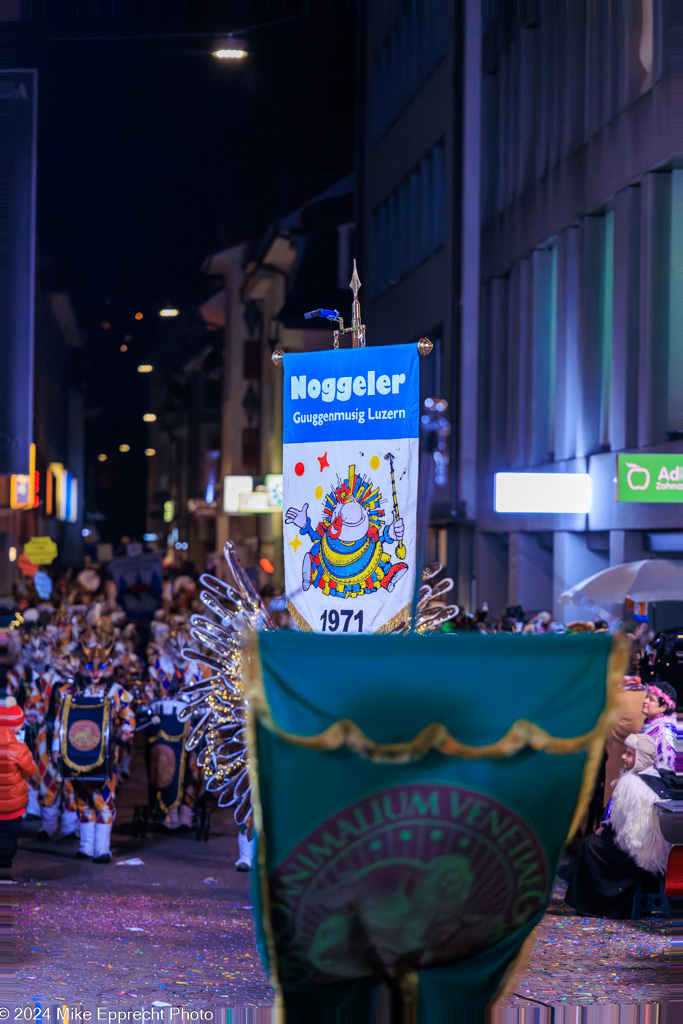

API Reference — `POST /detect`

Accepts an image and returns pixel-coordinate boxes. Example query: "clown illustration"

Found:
[285,464,408,598]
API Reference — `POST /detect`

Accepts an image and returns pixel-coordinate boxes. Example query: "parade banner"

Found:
[282,344,419,634]
[246,631,627,1018]
[109,551,163,619]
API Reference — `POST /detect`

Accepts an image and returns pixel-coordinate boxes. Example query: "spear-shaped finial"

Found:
[349,259,361,300]
[349,259,365,347]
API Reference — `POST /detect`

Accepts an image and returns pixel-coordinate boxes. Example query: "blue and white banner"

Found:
[283,344,419,634]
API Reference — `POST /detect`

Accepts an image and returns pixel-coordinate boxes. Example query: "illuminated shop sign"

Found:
[223,474,283,514]
[617,454,683,503]
[10,475,31,509]
[10,443,37,509]
[494,473,592,514]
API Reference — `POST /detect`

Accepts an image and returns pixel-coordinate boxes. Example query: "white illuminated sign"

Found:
[494,473,592,514]
[223,475,254,513]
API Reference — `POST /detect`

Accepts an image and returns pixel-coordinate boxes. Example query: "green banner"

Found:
[247,632,626,1020]
[617,453,683,502]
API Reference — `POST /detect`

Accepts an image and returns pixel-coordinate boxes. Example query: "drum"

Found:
[147,698,189,814]
[58,694,112,781]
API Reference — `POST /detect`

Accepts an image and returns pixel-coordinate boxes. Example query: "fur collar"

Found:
[610,773,671,875]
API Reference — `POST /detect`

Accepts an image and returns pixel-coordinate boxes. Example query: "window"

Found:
[371,141,446,296]
[599,211,615,446]
[529,243,558,464]
[668,172,683,434]
[369,13,448,140]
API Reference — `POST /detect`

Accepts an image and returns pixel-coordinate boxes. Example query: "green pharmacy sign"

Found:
[617,453,683,503]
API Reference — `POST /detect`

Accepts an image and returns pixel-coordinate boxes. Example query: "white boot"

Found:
[38,804,60,838]
[26,787,40,819]
[93,823,112,863]
[179,804,193,830]
[235,830,256,871]
[77,820,95,859]
[60,809,79,839]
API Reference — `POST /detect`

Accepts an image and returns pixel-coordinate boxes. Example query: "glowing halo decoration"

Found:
[178,541,276,828]
[180,542,460,830]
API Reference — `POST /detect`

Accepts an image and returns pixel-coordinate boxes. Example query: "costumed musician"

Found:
[145,617,203,831]
[51,627,135,863]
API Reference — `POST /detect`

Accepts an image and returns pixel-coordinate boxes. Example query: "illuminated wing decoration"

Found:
[181,544,459,828]
[178,541,275,828]
[387,562,460,635]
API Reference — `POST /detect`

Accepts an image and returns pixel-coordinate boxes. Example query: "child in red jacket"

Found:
[0,697,38,876]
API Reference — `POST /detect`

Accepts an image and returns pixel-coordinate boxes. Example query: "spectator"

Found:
[639,681,677,771]
[565,733,670,918]
[0,697,38,878]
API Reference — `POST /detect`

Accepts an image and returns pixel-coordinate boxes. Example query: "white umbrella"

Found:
[559,559,683,606]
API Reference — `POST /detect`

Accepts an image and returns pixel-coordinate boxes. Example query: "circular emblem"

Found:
[151,743,177,790]
[270,783,548,983]
[68,720,101,753]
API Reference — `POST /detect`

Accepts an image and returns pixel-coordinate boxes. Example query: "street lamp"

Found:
[143,413,157,422]
[119,444,131,453]
[159,307,179,317]
[137,364,153,373]
[211,36,248,59]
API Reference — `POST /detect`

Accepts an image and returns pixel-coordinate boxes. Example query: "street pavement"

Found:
[9,744,272,1010]
[3,744,679,1019]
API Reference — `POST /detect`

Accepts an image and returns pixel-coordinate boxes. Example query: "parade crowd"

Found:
[0,566,680,925]
[0,568,220,873]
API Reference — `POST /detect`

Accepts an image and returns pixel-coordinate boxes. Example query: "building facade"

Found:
[477,1,683,621]
[184,179,356,587]
[357,6,483,607]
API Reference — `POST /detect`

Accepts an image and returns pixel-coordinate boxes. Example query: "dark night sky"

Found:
[15,12,356,307]
[11,12,356,540]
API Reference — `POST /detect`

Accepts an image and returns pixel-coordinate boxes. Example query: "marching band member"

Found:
[52,628,136,863]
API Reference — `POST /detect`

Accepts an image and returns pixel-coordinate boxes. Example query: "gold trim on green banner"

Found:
[244,632,630,1018]
[245,635,628,776]
[245,669,284,1020]
[564,633,629,841]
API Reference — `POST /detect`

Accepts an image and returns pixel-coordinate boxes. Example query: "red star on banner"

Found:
[317,452,329,471]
